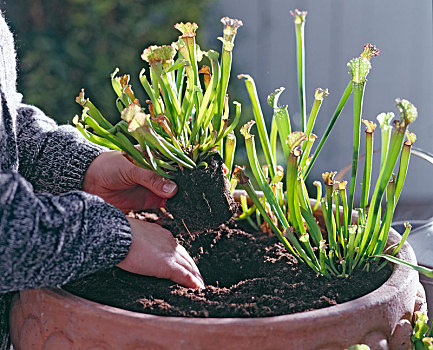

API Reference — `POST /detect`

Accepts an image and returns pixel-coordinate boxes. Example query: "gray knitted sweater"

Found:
[0,12,132,349]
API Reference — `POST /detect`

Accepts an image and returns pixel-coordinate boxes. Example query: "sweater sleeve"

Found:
[0,170,132,292]
[15,104,104,194]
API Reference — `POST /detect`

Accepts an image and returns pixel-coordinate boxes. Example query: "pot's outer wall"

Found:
[10,230,426,350]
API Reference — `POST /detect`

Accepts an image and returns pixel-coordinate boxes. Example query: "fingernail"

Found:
[162,181,177,194]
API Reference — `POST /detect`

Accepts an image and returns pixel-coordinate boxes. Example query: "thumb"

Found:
[127,163,178,198]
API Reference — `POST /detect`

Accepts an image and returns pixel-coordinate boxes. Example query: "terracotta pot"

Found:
[9,227,426,350]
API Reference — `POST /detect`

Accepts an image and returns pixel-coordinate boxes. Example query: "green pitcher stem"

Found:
[360,131,373,210]
[395,142,411,203]
[355,127,406,265]
[294,21,306,132]
[347,82,365,226]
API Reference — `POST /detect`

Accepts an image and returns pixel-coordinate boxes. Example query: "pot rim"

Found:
[38,228,418,326]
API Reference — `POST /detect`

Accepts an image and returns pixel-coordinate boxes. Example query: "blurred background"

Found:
[1,0,432,215]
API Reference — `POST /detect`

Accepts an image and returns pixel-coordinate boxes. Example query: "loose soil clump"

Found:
[64,209,392,318]
[165,153,238,232]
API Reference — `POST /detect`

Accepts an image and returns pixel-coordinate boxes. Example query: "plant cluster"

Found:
[233,9,428,278]
[412,311,433,350]
[73,17,243,179]
[72,9,432,280]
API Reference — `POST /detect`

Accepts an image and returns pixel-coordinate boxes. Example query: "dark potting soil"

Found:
[64,209,392,318]
[165,152,238,232]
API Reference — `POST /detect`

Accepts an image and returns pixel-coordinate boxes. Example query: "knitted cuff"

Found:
[47,129,105,194]
[80,199,133,270]
[16,105,106,194]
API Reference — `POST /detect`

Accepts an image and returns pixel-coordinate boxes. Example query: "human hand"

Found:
[83,150,177,212]
[118,218,205,289]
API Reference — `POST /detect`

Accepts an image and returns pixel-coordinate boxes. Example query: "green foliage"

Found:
[235,9,425,278]
[2,0,212,123]
[412,312,433,350]
[74,17,242,179]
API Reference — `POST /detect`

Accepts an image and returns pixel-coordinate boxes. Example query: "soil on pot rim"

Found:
[165,152,238,232]
[64,209,392,318]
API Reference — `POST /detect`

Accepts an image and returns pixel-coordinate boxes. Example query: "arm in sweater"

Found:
[0,170,132,292]
[15,104,104,194]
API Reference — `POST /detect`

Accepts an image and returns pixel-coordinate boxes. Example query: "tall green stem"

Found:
[292,12,307,131]
[239,75,277,178]
[360,123,374,210]
[286,152,304,232]
[355,127,406,265]
[395,139,414,203]
[217,18,243,133]
[347,82,365,225]
[370,177,395,258]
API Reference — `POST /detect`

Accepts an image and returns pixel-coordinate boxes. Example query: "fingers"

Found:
[128,164,178,199]
[176,246,203,278]
[170,263,205,289]
[175,246,204,286]
[120,219,205,289]
[126,186,167,210]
